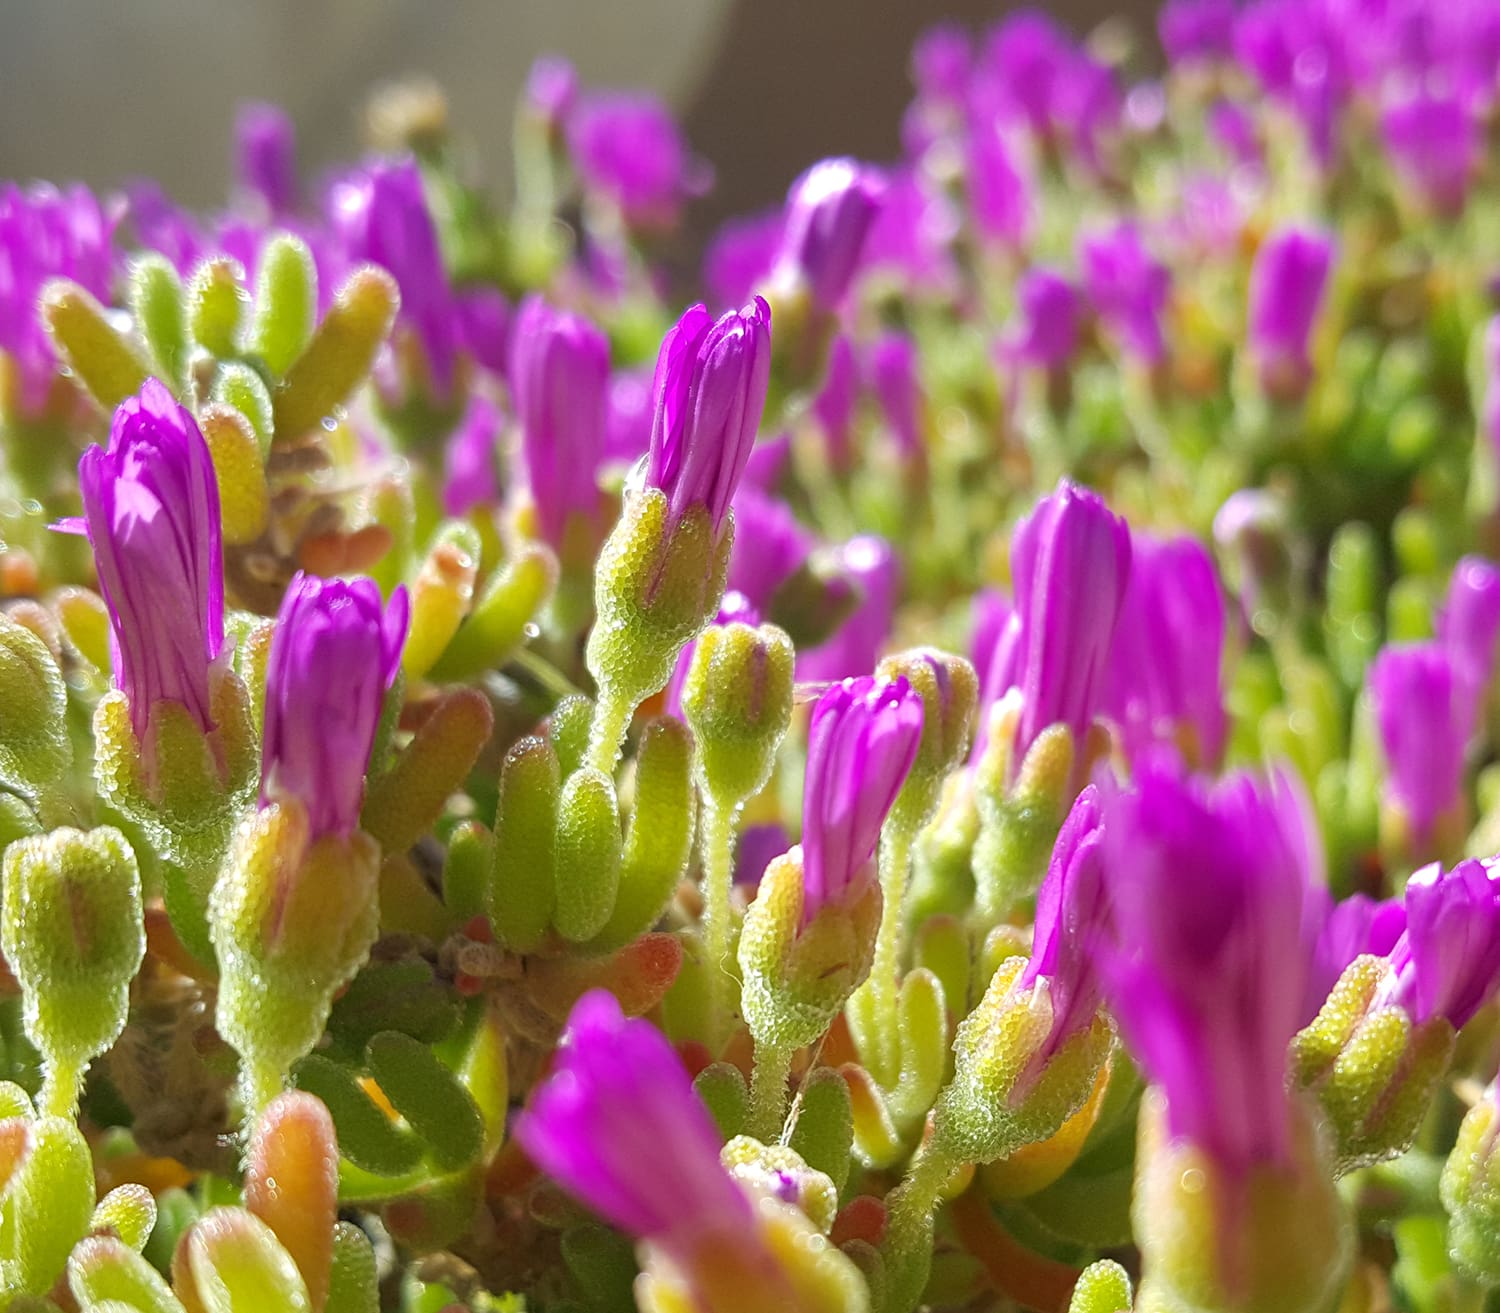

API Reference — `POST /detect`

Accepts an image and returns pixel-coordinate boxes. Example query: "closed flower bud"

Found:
[1438,555,1500,711]
[1103,532,1228,769]
[511,295,611,552]
[75,378,225,749]
[770,158,886,313]
[1247,226,1334,401]
[1,826,144,1117]
[328,157,456,395]
[1369,641,1475,860]
[1007,480,1132,769]
[261,572,409,842]
[518,992,868,1313]
[585,300,770,734]
[876,648,979,835]
[682,620,796,808]
[234,102,298,216]
[1080,221,1169,365]
[567,91,710,230]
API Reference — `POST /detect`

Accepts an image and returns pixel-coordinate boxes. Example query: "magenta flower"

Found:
[0,182,114,413]
[1306,892,1408,1022]
[1376,859,1500,1030]
[1439,556,1500,698]
[1159,0,1236,62]
[1101,754,1322,1176]
[442,394,503,519]
[604,366,653,465]
[75,379,225,741]
[523,55,578,129]
[970,590,1018,701]
[1004,267,1082,370]
[455,286,512,377]
[1248,226,1334,398]
[812,334,858,472]
[965,122,1032,250]
[1103,532,1228,768]
[797,536,900,682]
[866,331,922,461]
[1382,88,1478,217]
[1010,480,1133,759]
[1370,642,1476,846]
[911,23,973,108]
[703,208,784,309]
[567,92,709,229]
[329,158,457,393]
[1080,222,1170,364]
[261,572,409,840]
[510,295,610,549]
[645,297,772,536]
[858,168,959,291]
[800,676,923,926]
[516,990,751,1256]
[1017,786,1109,1081]
[726,487,812,610]
[770,158,885,311]
[234,102,298,215]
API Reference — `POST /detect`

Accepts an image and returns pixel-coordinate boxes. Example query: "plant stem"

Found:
[748,1038,793,1143]
[39,1056,81,1121]
[585,689,633,777]
[699,797,738,1054]
[869,823,914,1083]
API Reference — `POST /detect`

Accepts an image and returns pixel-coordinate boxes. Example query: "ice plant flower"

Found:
[234,102,298,215]
[797,536,899,682]
[1298,859,1500,1174]
[1306,892,1406,1022]
[329,157,457,393]
[965,121,1032,250]
[866,331,923,462]
[704,208,784,308]
[0,182,114,413]
[76,378,225,741]
[455,285,512,376]
[1003,267,1082,371]
[1438,555,1500,702]
[811,334,858,471]
[1381,88,1477,218]
[1008,479,1133,763]
[770,158,885,313]
[646,297,772,536]
[1014,785,1109,1089]
[260,572,409,839]
[1079,221,1170,364]
[523,55,578,130]
[510,294,611,549]
[740,676,922,1139]
[567,91,709,229]
[1247,225,1334,399]
[726,487,812,611]
[518,990,752,1257]
[1373,859,1500,1031]
[585,298,772,770]
[1369,641,1475,855]
[799,675,924,928]
[1101,754,1321,1178]
[442,393,503,518]
[520,993,867,1312]
[1103,531,1227,768]
[1101,753,1350,1313]
[1159,0,1236,62]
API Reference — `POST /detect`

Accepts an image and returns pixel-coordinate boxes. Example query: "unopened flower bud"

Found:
[721,1135,839,1234]
[1298,858,1500,1172]
[769,158,886,314]
[876,648,978,835]
[1247,226,1334,401]
[682,621,796,808]
[1,826,144,1117]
